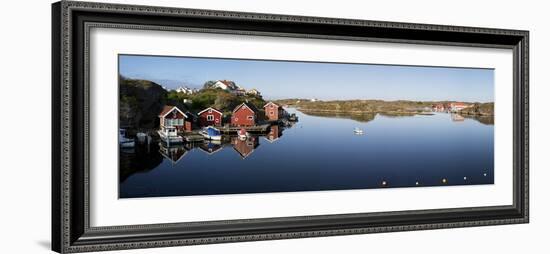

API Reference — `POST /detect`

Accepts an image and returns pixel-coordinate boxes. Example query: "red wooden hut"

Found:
[198,107,223,127]
[263,101,285,121]
[158,105,192,132]
[231,102,258,126]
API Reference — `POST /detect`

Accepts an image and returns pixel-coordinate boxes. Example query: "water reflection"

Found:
[462,114,494,125]
[264,125,282,143]
[299,110,376,122]
[159,144,188,164]
[122,123,290,173]
[451,113,465,122]
[119,143,163,182]
[301,110,493,125]
[232,136,260,159]
[119,108,494,198]
[198,140,224,155]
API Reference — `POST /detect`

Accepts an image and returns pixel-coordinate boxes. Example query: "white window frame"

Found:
[207,115,214,121]
[247,116,254,120]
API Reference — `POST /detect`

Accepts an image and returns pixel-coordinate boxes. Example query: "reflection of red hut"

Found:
[198,107,223,127]
[263,101,285,121]
[231,102,258,126]
[232,136,259,159]
[264,125,282,143]
[158,105,192,132]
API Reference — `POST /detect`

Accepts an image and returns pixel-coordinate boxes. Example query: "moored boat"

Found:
[199,126,222,140]
[158,126,184,145]
[119,128,135,148]
[353,127,364,135]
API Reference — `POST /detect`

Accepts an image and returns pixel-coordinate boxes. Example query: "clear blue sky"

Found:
[119,54,494,102]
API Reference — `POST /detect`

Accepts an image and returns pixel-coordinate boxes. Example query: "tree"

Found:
[214,92,234,110]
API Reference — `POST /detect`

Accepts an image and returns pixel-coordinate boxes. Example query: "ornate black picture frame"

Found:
[52,1,529,253]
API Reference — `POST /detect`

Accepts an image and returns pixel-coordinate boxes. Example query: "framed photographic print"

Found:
[52,1,529,253]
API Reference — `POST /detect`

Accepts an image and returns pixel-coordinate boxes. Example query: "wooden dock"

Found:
[218,124,271,133]
[183,133,205,142]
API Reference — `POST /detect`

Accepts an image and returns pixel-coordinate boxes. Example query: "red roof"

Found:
[159,106,175,117]
[198,107,223,115]
[263,101,280,108]
[158,105,186,117]
[233,102,258,114]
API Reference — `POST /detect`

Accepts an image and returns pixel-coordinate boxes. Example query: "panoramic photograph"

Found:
[118,54,495,199]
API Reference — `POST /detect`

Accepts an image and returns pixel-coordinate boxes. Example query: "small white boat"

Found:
[119,129,135,148]
[199,126,222,141]
[158,126,183,145]
[238,128,250,140]
[353,127,364,135]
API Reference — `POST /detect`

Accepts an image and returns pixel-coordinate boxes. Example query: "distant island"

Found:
[274,98,494,117]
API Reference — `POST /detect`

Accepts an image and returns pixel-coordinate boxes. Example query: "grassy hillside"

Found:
[166,88,265,115]
[275,99,433,115]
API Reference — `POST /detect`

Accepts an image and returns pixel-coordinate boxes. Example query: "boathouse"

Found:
[231,102,258,126]
[158,105,192,132]
[198,107,223,127]
[263,101,285,121]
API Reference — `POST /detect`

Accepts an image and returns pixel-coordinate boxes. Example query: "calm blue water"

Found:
[119,108,494,198]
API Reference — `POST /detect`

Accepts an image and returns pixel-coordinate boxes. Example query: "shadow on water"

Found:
[119,143,163,182]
